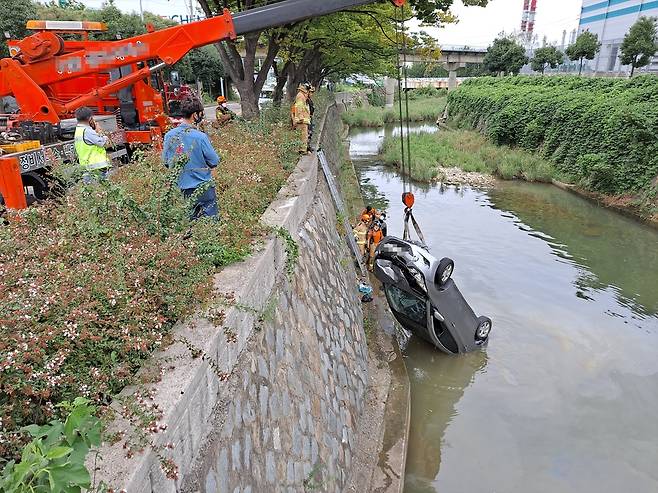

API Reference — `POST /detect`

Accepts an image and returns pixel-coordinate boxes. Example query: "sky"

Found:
[54,0,583,48]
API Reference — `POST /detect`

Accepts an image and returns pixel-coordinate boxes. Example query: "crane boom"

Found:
[0,0,405,122]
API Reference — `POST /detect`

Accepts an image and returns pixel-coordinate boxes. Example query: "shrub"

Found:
[0,115,295,461]
[448,75,658,195]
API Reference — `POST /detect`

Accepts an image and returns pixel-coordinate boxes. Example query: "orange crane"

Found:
[0,0,405,209]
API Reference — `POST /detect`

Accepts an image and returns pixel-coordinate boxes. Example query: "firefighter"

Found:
[307,84,316,152]
[74,106,111,183]
[215,95,235,126]
[162,97,221,220]
[353,220,368,257]
[291,83,311,154]
[360,205,380,224]
[367,222,384,271]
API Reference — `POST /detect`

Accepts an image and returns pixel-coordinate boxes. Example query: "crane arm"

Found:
[0,0,406,122]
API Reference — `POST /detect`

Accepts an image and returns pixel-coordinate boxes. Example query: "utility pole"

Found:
[139,0,144,22]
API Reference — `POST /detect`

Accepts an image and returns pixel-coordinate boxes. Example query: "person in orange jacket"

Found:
[291,83,311,154]
[360,205,381,225]
[215,95,235,126]
[367,222,384,271]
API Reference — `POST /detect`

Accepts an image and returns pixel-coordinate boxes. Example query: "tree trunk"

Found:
[630,56,637,77]
[579,58,583,76]
[272,61,290,106]
[196,0,280,120]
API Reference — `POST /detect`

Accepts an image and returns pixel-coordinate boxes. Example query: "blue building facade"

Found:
[578,0,658,73]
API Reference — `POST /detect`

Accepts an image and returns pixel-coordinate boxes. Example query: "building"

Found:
[578,0,658,74]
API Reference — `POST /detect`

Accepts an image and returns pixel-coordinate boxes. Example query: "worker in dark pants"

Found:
[162,97,220,220]
[307,85,315,152]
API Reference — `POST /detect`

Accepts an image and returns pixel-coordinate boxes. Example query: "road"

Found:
[204,102,242,121]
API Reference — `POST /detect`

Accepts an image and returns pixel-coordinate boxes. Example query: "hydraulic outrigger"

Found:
[0,0,405,209]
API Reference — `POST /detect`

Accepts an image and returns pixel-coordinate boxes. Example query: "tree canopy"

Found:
[483,37,528,75]
[0,0,36,58]
[619,16,658,76]
[565,31,601,75]
[198,0,488,118]
[530,46,564,74]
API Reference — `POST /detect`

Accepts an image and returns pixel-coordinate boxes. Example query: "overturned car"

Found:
[373,237,492,354]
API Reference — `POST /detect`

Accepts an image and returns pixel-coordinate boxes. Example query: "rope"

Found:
[394,6,407,195]
[394,4,425,246]
[400,4,411,182]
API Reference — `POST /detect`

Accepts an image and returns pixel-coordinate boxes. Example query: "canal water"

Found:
[348,125,658,493]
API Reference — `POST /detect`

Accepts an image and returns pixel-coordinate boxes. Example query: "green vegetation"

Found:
[342,96,446,127]
[0,398,101,493]
[483,37,528,75]
[530,46,564,74]
[448,76,658,197]
[0,113,296,461]
[620,16,658,76]
[565,31,601,75]
[276,227,300,279]
[381,130,556,183]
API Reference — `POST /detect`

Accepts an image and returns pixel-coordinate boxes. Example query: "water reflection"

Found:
[488,181,658,317]
[403,338,487,492]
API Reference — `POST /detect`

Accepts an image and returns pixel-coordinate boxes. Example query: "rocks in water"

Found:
[435,166,496,188]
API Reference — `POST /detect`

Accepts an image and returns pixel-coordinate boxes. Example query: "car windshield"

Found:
[385,285,427,325]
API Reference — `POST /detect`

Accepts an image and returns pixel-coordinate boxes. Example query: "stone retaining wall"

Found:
[94,106,370,492]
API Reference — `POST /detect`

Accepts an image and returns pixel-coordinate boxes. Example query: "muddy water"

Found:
[348,125,658,493]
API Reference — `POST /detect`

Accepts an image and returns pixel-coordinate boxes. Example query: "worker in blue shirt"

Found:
[162,98,221,220]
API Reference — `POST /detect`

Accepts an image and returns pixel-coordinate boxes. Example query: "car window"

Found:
[385,285,426,325]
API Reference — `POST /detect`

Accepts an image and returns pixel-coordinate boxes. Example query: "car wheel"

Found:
[475,316,492,342]
[434,257,454,287]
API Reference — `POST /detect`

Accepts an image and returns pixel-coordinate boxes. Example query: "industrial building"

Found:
[578,0,658,73]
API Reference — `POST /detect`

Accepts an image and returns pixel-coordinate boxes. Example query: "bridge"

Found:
[383,46,486,105]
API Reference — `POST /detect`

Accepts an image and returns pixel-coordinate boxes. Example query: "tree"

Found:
[565,31,601,75]
[619,16,658,76]
[483,37,528,75]
[0,0,36,58]
[530,45,564,74]
[197,0,488,119]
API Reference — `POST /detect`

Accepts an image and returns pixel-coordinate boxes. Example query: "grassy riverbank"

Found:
[381,129,557,183]
[342,96,446,127]
[0,112,297,460]
[448,76,658,201]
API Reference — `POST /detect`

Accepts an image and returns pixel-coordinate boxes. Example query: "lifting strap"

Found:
[403,207,426,245]
[395,4,426,247]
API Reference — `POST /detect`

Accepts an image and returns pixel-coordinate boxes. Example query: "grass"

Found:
[381,129,558,183]
[341,96,447,128]
[0,110,297,460]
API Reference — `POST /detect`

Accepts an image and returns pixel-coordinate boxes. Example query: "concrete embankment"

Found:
[93,102,410,492]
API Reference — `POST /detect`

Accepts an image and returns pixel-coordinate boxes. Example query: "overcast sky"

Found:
[61,0,583,48]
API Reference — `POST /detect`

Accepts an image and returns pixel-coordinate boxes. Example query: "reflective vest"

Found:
[74,126,109,170]
[291,92,310,125]
[353,225,367,246]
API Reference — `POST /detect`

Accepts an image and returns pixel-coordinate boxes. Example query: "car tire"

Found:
[475,316,492,342]
[434,257,454,287]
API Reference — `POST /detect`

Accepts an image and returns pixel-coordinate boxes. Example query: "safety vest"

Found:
[74,126,109,170]
[291,93,310,125]
[354,226,367,246]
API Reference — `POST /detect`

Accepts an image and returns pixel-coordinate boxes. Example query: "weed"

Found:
[276,227,299,278]
[381,129,558,184]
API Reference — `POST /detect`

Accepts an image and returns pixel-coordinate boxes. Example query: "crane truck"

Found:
[0,0,406,210]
